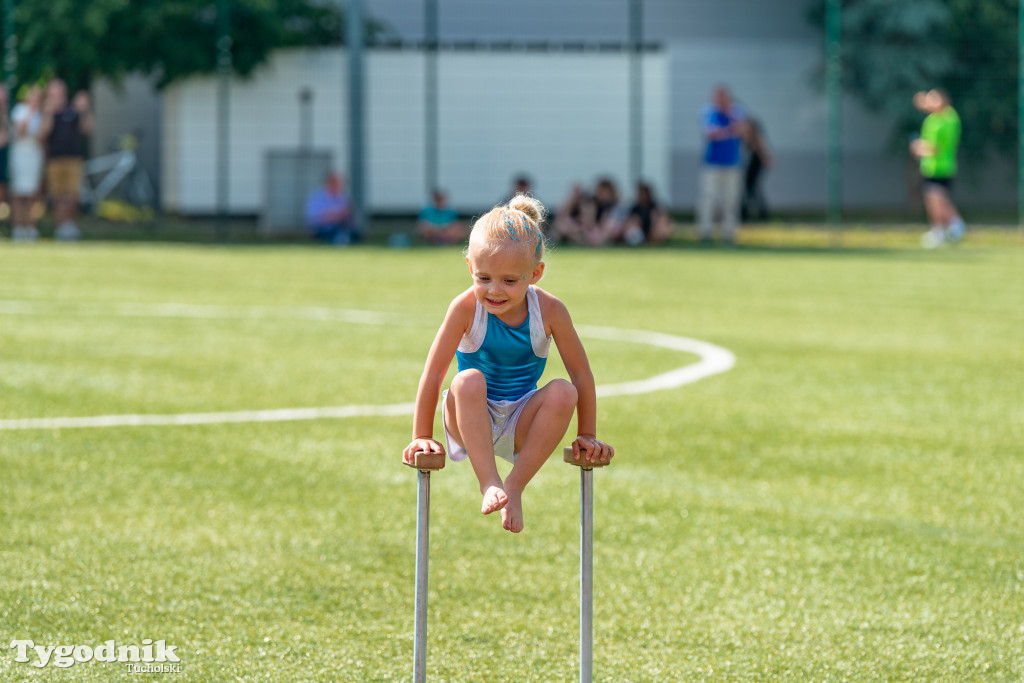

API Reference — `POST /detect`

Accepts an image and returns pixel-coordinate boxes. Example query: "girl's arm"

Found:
[402,291,475,464]
[545,294,614,465]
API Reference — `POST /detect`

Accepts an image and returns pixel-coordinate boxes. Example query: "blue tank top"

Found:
[455,286,551,402]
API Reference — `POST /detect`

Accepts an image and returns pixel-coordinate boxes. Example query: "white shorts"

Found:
[10,141,44,196]
[441,388,539,464]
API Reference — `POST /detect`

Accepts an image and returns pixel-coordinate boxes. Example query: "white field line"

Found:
[0,303,735,431]
[0,300,403,326]
[0,404,418,430]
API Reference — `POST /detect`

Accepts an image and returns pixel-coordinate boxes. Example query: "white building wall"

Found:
[369,51,426,209]
[435,51,668,211]
[163,79,221,212]
[161,47,670,215]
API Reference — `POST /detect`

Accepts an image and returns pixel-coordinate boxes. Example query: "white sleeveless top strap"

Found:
[526,286,551,358]
[457,297,488,353]
[456,285,551,357]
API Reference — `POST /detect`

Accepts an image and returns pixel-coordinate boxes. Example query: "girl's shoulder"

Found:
[443,288,478,330]
[531,286,570,327]
[531,284,557,304]
[450,287,477,311]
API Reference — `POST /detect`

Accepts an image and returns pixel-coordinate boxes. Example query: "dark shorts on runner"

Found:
[922,175,953,193]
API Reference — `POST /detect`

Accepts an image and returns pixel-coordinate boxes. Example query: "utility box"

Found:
[262,150,333,236]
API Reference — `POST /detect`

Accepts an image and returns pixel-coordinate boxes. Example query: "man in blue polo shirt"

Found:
[697,85,748,245]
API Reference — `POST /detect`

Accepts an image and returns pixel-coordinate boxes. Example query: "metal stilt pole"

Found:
[406,451,445,683]
[413,468,430,683]
[580,465,594,683]
[564,447,610,683]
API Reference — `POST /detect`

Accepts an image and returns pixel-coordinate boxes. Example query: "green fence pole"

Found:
[216,0,231,241]
[424,0,438,199]
[1019,0,1024,235]
[629,0,643,188]
[347,0,366,234]
[3,0,14,92]
[825,0,842,242]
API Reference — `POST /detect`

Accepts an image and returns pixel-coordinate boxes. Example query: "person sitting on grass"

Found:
[622,181,673,246]
[552,179,625,247]
[402,193,614,533]
[305,171,357,245]
[416,188,467,245]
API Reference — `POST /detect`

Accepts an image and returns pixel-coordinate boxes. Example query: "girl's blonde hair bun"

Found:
[507,193,545,226]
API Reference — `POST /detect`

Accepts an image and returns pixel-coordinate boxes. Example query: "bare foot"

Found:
[500,490,524,533]
[481,485,508,515]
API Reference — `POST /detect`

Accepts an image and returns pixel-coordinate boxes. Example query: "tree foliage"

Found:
[5,0,391,90]
[809,0,1018,160]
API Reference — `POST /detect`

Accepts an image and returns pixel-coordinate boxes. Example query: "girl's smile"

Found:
[466,247,544,325]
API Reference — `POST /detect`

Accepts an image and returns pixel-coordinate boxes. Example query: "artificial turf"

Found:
[1,234,1022,681]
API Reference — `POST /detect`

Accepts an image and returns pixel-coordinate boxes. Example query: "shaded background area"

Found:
[2,0,1022,236]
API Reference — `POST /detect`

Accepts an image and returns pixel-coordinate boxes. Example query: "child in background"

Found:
[10,86,46,241]
[911,88,965,248]
[402,194,614,533]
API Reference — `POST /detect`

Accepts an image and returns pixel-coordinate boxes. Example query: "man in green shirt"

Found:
[910,88,965,248]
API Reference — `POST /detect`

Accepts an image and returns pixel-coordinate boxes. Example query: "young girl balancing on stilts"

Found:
[403,194,614,533]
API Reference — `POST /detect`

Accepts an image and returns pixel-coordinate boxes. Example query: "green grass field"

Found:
[1,234,1023,681]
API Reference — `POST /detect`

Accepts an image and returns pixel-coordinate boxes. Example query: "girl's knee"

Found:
[451,368,487,397]
[547,379,578,410]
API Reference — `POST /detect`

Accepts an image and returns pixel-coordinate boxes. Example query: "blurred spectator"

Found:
[622,182,673,246]
[10,86,45,241]
[593,177,626,242]
[697,85,747,244]
[416,188,466,245]
[911,88,965,248]
[40,79,93,241]
[741,117,772,222]
[552,183,591,244]
[305,171,357,245]
[504,174,533,204]
[0,85,9,236]
[552,179,623,247]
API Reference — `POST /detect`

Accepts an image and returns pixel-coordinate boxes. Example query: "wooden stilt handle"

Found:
[563,446,610,469]
[406,450,446,471]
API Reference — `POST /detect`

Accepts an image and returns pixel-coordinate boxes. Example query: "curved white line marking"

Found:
[576,325,735,398]
[0,304,735,431]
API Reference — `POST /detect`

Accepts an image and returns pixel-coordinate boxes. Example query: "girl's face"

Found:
[466,244,544,323]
